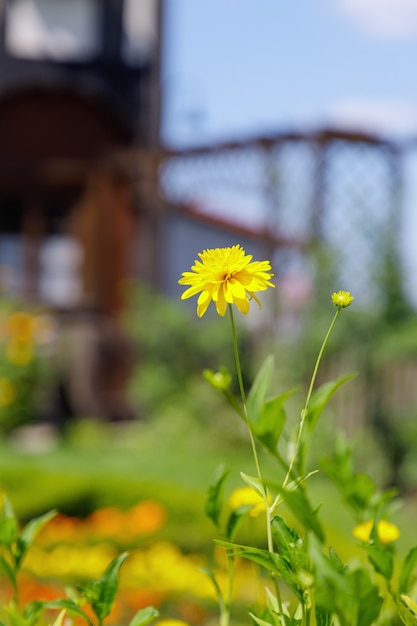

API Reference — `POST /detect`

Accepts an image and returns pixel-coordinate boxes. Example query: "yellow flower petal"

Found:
[179,245,275,317]
[331,290,354,308]
[353,519,400,544]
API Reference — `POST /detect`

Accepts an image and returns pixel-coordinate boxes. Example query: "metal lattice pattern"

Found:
[159,130,400,303]
[321,140,398,300]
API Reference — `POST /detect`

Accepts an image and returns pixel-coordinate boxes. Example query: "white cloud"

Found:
[325,98,417,136]
[334,0,417,38]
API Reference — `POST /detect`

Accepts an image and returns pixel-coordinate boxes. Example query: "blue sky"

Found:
[161,0,417,146]
[160,0,417,301]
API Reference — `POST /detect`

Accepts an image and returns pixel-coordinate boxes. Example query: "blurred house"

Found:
[0,0,161,312]
[0,0,163,422]
[0,2,403,429]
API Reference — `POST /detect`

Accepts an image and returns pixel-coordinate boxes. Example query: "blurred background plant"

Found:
[0,298,56,435]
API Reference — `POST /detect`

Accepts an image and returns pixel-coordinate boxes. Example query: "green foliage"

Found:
[124,285,250,421]
[199,298,417,626]
[0,499,159,626]
[0,300,54,433]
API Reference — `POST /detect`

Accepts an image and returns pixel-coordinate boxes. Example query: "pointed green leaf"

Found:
[214,539,284,575]
[127,607,159,626]
[399,595,417,626]
[352,569,383,626]
[271,516,302,553]
[0,496,19,545]
[363,542,393,580]
[82,552,128,621]
[240,472,265,498]
[265,587,280,616]
[247,355,274,424]
[214,539,303,599]
[41,600,94,626]
[205,465,230,528]
[23,601,46,626]
[400,547,417,594]
[275,483,324,541]
[0,518,19,546]
[226,504,253,541]
[305,372,357,432]
[249,613,275,626]
[252,389,296,454]
[15,510,57,568]
[0,555,16,589]
[201,567,225,610]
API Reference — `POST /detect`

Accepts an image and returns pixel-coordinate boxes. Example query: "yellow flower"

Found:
[0,378,15,407]
[331,290,354,308]
[229,486,269,518]
[6,338,34,366]
[6,311,36,340]
[179,245,275,317]
[156,622,189,626]
[353,519,400,544]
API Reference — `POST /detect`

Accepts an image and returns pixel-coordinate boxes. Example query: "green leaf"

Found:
[23,601,46,626]
[310,537,382,626]
[127,607,159,626]
[15,510,57,568]
[0,555,16,589]
[214,539,285,576]
[363,542,393,580]
[400,547,417,594]
[3,604,31,626]
[252,389,296,455]
[275,483,325,542]
[240,472,265,497]
[271,515,310,580]
[201,567,225,610]
[40,600,94,626]
[305,372,357,433]
[205,465,230,528]
[399,595,417,626]
[247,355,274,424]
[226,504,253,541]
[315,607,333,626]
[249,613,276,626]
[81,552,128,621]
[215,539,303,599]
[0,496,19,545]
[352,569,383,626]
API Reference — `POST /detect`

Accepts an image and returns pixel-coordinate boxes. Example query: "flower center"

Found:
[222,271,233,282]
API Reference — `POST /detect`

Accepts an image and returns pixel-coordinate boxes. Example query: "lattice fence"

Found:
[159,129,402,307]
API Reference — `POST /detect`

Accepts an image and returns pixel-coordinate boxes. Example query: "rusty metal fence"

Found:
[155,129,417,486]
[159,129,403,306]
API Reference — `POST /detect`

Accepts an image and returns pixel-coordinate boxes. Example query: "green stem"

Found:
[302,307,341,421]
[282,307,341,492]
[219,553,234,626]
[228,305,288,626]
[228,306,272,546]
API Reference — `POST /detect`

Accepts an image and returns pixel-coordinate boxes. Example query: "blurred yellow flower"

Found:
[156,621,189,626]
[6,311,36,341]
[0,378,15,407]
[179,244,274,317]
[6,338,34,366]
[331,290,354,308]
[229,486,269,518]
[353,519,400,544]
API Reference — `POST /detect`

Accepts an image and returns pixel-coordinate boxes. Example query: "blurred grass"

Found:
[1,417,417,566]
